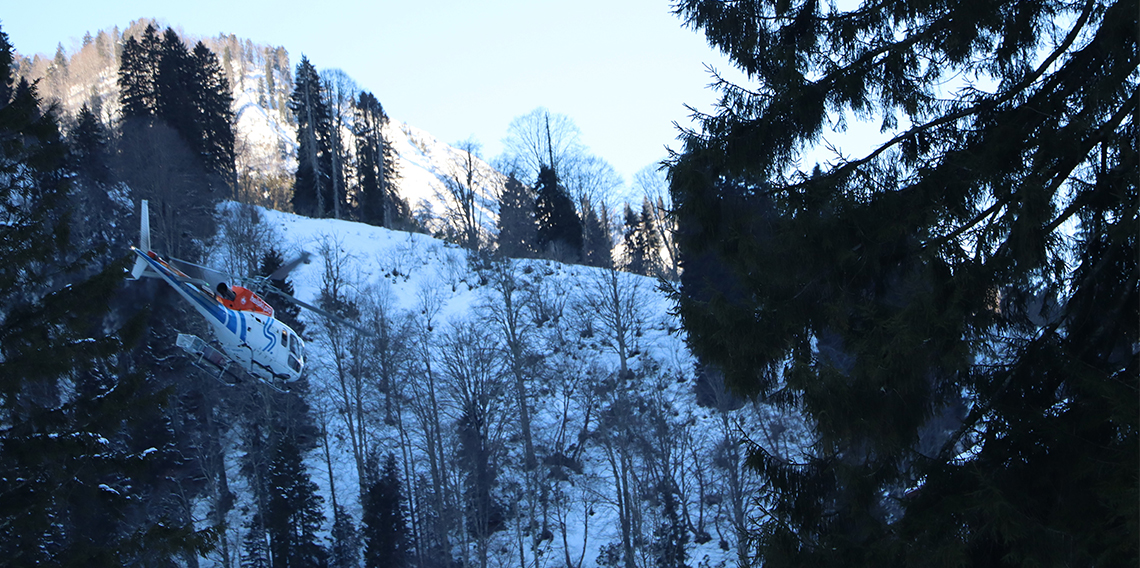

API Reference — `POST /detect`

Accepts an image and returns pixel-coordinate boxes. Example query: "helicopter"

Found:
[129,200,370,388]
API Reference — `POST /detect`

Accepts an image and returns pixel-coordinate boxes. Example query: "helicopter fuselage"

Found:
[132,248,305,383]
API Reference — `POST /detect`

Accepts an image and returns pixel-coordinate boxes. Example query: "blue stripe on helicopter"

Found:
[239,312,247,343]
[262,317,276,351]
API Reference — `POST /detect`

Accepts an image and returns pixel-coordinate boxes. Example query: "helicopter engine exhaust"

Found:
[215,282,236,301]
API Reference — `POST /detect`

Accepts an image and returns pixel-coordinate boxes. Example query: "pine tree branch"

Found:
[772,0,1098,198]
[983,87,1138,262]
[920,85,1135,256]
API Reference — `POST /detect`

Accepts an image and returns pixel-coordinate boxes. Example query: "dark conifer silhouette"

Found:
[580,197,613,268]
[156,28,195,143]
[354,91,399,227]
[622,198,661,277]
[265,431,327,567]
[670,0,1138,565]
[290,55,334,217]
[117,25,160,118]
[496,173,537,258]
[361,454,410,568]
[329,505,362,568]
[69,104,111,185]
[116,26,234,257]
[192,41,236,191]
[533,165,582,262]
[0,24,206,564]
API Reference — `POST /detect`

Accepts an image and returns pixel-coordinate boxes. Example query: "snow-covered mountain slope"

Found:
[386,120,505,230]
[205,203,776,568]
[19,22,505,234]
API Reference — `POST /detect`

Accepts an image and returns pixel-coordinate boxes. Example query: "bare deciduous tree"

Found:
[438,138,490,250]
[562,153,623,215]
[314,234,373,491]
[581,268,645,377]
[404,279,459,560]
[501,108,583,183]
[438,318,507,568]
[212,202,278,278]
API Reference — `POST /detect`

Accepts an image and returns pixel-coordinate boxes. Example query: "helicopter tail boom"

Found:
[129,199,153,280]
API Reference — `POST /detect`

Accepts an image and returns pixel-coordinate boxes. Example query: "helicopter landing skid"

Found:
[176,333,287,393]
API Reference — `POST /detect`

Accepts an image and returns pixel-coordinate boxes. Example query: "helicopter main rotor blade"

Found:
[265,285,375,337]
[267,251,313,281]
[166,256,235,291]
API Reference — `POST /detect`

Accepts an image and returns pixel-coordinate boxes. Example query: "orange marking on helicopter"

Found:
[218,285,275,317]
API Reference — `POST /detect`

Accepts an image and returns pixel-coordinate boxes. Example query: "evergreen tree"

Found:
[192,41,236,192]
[0,26,206,564]
[637,198,662,277]
[117,25,160,118]
[580,197,613,268]
[69,103,111,186]
[94,30,111,62]
[265,54,277,109]
[67,103,128,253]
[328,505,362,568]
[361,454,410,568]
[496,173,537,258]
[239,373,324,568]
[533,165,582,261]
[669,0,1137,566]
[621,199,662,277]
[290,55,333,218]
[265,430,327,568]
[242,522,272,568]
[116,26,228,258]
[234,385,313,568]
[46,42,69,97]
[156,28,196,145]
[153,30,235,194]
[354,91,398,227]
[620,203,645,275]
[0,28,11,104]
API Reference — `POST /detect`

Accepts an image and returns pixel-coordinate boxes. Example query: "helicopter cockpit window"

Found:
[281,331,288,348]
[288,333,300,357]
[288,355,301,373]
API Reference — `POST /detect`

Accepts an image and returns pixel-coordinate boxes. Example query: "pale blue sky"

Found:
[3,0,744,185]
